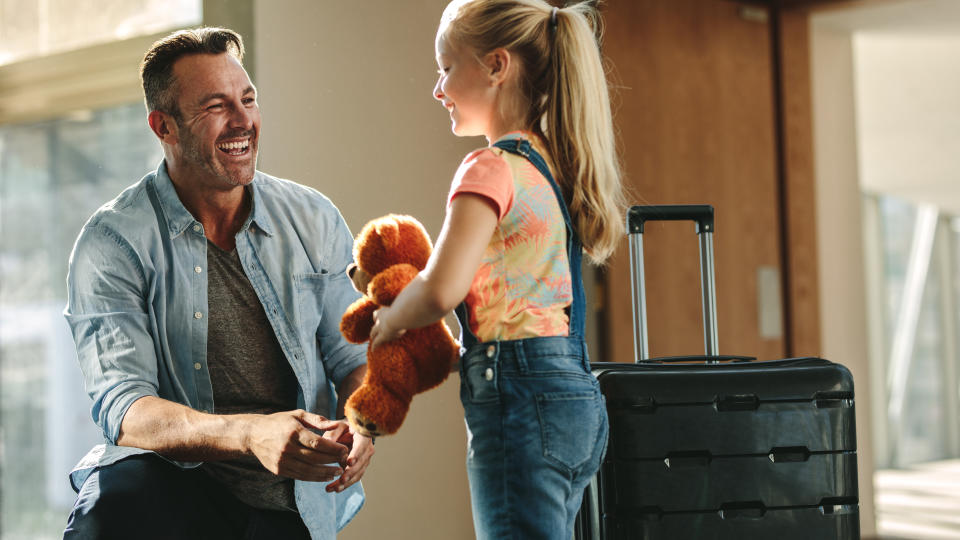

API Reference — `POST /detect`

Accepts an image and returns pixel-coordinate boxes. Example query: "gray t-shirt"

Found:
[202,240,300,511]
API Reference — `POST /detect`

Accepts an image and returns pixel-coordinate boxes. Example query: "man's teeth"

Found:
[217,140,249,154]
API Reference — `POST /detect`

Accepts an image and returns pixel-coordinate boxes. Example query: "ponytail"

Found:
[441,0,625,265]
[545,3,624,264]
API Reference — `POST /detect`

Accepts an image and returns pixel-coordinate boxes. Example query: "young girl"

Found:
[370,0,624,537]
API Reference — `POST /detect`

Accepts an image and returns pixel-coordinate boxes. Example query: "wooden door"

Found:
[600,0,787,361]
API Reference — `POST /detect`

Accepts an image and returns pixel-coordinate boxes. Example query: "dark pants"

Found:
[63,454,310,540]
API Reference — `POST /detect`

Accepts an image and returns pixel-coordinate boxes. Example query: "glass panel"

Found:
[0,0,202,66]
[0,103,163,539]
[899,223,947,464]
[874,195,956,467]
[878,196,915,345]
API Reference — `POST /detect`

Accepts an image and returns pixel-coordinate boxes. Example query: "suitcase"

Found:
[574,205,859,540]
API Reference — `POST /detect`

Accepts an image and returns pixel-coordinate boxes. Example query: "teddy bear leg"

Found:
[345,385,409,438]
[412,325,460,394]
[345,342,420,437]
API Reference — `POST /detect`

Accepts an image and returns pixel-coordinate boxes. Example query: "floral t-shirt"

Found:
[447,132,572,342]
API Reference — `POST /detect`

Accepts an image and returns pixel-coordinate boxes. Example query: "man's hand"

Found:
[245,410,349,482]
[323,422,376,493]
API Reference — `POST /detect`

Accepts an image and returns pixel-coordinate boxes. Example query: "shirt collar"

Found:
[246,175,275,237]
[495,130,538,143]
[153,160,275,239]
[494,130,547,153]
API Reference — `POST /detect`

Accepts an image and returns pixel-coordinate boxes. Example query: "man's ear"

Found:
[147,110,178,145]
[484,48,511,87]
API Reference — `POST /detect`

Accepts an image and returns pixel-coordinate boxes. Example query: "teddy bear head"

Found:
[347,214,432,293]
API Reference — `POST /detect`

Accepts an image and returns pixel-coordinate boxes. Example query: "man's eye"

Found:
[207,104,223,111]
[242,98,256,105]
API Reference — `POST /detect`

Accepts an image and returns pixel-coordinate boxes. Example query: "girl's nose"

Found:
[433,80,444,101]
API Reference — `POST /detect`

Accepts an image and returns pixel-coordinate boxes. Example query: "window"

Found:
[865,193,960,468]
[0,103,163,538]
[0,0,202,66]
[0,2,216,537]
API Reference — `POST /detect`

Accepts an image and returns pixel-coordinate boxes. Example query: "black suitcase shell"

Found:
[578,359,860,539]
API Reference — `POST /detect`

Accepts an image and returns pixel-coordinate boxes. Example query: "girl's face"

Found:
[434,33,498,139]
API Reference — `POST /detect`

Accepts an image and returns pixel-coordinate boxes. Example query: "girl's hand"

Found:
[323,423,375,493]
[370,306,406,349]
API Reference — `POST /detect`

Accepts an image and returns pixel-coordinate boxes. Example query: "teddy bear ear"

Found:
[374,217,400,250]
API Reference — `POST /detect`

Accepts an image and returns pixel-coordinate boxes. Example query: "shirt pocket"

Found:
[294,271,328,339]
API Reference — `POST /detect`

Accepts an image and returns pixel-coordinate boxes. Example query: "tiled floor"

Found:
[875,460,960,539]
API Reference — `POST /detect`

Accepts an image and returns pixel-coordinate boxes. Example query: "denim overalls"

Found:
[456,138,609,540]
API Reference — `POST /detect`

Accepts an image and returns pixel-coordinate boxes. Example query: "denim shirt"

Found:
[64,161,366,538]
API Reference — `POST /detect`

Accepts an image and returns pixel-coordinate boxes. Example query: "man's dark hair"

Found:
[139,27,244,118]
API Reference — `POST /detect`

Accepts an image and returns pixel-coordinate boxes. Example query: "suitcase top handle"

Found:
[627,204,719,362]
[628,204,715,234]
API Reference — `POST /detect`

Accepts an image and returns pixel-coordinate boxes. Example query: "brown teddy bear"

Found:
[340,214,459,438]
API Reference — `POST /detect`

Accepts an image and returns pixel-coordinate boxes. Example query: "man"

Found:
[62,27,373,539]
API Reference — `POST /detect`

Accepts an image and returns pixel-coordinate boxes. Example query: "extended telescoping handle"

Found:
[628,205,719,363]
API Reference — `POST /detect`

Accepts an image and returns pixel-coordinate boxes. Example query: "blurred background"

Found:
[1,0,958,538]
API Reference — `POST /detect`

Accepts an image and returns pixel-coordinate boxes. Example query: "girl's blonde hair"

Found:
[441,0,625,264]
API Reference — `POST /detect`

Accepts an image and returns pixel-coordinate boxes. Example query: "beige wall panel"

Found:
[255,1,478,538]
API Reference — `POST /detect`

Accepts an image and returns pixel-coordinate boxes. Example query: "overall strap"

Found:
[454,138,587,349]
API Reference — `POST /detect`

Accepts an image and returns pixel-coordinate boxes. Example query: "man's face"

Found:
[169,53,260,189]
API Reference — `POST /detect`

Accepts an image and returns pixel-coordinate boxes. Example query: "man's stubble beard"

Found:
[176,119,256,188]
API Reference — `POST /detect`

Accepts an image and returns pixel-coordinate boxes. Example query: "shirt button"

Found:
[194,312,203,319]
[486,345,496,358]
[484,368,494,381]
[193,224,201,232]
[194,363,202,370]
[195,266,202,273]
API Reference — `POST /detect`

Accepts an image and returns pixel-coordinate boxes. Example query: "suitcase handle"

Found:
[628,205,715,234]
[628,204,719,363]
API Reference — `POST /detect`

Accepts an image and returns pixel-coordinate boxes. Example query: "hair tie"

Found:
[550,6,559,30]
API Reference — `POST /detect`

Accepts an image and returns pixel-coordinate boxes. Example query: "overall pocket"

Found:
[461,359,499,405]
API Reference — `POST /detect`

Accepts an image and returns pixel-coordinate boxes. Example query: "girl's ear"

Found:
[484,48,512,87]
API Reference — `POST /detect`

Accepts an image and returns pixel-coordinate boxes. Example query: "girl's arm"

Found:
[370,194,498,348]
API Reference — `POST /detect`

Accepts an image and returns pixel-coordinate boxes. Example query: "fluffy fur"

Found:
[340,214,459,437]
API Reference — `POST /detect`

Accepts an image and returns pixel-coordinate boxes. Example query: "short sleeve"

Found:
[447,148,514,221]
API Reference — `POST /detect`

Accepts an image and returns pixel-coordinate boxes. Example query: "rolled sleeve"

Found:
[64,224,160,443]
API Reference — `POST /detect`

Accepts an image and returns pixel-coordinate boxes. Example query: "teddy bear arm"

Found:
[369,263,421,306]
[340,297,378,343]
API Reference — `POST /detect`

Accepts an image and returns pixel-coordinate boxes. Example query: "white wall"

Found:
[854,34,960,213]
[810,22,878,537]
[254,1,480,538]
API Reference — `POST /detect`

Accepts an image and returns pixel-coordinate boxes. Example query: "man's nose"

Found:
[230,102,254,129]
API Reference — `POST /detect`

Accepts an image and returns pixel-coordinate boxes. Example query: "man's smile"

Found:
[216,137,252,156]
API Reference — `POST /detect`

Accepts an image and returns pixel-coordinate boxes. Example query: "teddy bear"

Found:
[339,214,460,438]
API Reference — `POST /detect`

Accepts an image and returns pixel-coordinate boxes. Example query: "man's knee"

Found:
[64,455,205,539]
